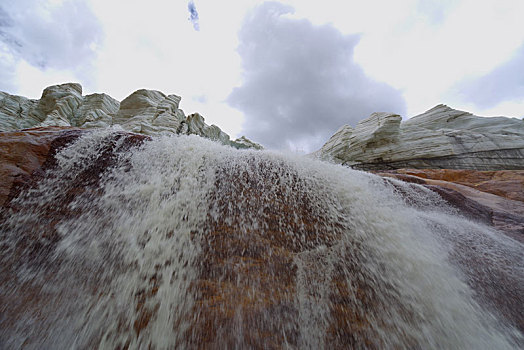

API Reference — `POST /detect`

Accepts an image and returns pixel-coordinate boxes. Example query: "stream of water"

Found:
[1,129,522,349]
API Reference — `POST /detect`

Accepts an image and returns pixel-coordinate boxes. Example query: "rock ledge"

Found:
[317,105,524,170]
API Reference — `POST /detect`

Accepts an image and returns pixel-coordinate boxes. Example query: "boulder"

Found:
[317,105,524,170]
[37,83,84,127]
[185,113,231,144]
[232,135,264,150]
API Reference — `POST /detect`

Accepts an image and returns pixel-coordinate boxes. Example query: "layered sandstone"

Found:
[0,83,262,149]
[318,105,524,170]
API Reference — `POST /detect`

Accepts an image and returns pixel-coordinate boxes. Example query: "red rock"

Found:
[377,169,524,240]
[386,168,524,202]
[0,127,150,207]
[0,127,81,205]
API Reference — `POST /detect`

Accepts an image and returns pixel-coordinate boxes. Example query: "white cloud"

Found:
[86,0,260,137]
[347,0,524,116]
[14,60,79,98]
[228,2,406,151]
[0,0,102,94]
[448,41,524,118]
[3,0,524,146]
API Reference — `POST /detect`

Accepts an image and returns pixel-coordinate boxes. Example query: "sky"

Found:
[1,0,523,151]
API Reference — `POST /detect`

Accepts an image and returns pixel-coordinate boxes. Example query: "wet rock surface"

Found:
[0,127,84,206]
[0,130,522,348]
[376,170,524,334]
[377,169,524,240]
[384,168,524,202]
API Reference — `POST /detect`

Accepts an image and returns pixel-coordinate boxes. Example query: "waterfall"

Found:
[0,129,522,349]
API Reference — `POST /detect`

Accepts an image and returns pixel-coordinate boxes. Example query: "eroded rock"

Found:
[0,84,261,149]
[318,105,524,170]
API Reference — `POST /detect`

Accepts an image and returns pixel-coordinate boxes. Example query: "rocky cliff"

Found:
[0,83,262,150]
[317,105,524,170]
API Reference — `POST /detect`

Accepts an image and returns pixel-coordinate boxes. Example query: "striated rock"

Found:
[113,89,186,135]
[232,135,264,150]
[74,93,120,128]
[316,124,353,159]
[0,93,43,131]
[318,104,524,170]
[346,112,402,155]
[185,113,231,144]
[37,83,84,127]
[0,83,261,149]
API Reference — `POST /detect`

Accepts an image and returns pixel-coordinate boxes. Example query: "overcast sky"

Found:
[1,0,523,151]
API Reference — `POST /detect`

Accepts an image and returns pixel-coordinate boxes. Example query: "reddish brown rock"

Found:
[0,127,149,286]
[384,168,524,202]
[377,169,524,334]
[0,127,81,206]
[0,127,150,207]
[185,159,421,349]
[377,169,524,240]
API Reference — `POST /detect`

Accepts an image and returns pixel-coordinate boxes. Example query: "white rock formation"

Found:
[0,93,44,131]
[0,83,261,149]
[232,136,264,150]
[185,113,231,144]
[317,105,524,170]
[112,89,185,135]
[37,83,84,127]
[74,93,120,128]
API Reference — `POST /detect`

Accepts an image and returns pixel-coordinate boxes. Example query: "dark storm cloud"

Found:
[188,1,200,31]
[0,0,102,92]
[227,2,406,151]
[456,42,524,111]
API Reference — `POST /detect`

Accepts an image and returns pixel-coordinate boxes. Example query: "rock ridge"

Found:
[0,83,262,149]
[317,105,524,170]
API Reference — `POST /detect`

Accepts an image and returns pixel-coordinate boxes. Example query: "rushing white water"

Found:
[0,129,522,349]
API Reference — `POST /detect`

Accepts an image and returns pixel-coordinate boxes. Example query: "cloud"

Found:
[227,2,406,151]
[0,8,18,92]
[0,0,102,93]
[192,94,207,103]
[188,1,200,31]
[416,0,455,25]
[456,41,524,110]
